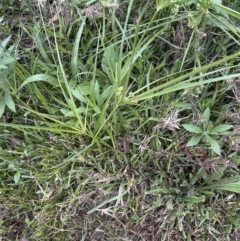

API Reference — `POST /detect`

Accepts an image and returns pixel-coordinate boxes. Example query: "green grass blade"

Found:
[71,18,86,77]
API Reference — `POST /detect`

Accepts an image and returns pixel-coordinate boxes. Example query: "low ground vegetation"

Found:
[0,0,240,240]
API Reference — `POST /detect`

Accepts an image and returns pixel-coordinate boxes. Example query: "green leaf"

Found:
[4,92,16,112]
[206,135,221,155]
[207,121,214,131]
[71,18,86,77]
[93,80,100,105]
[100,85,113,105]
[19,74,59,90]
[101,45,118,78]
[186,135,202,146]
[0,56,19,66]
[14,171,21,184]
[131,213,140,221]
[0,64,7,69]
[182,195,206,203]
[8,163,15,169]
[62,106,87,117]
[199,190,214,197]
[127,53,240,104]
[156,0,190,11]
[71,88,87,103]
[0,35,11,56]
[217,175,240,185]
[170,102,192,108]
[32,26,52,64]
[203,182,240,193]
[182,124,203,133]
[71,83,91,103]
[201,107,210,123]
[87,190,127,214]
[211,124,233,133]
[209,130,218,135]
[213,3,240,19]
[0,98,5,117]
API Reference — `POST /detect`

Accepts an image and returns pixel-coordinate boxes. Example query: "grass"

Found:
[0,0,240,240]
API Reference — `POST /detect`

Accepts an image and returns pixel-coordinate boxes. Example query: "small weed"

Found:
[183,107,233,155]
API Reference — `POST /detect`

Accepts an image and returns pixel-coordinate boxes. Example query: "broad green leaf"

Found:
[71,88,87,103]
[207,121,214,131]
[203,182,240,193]
[211,124,233,133]
[182,195,205,203]
[209,130,218,135]
[0,98,5,117]
[182,124,203,133]
[8,163,15,169]
[199,190,214,197]
[14,171,21,184]
[0,64,7,69]
[60,108,70,116]
[201,107,210,123]
[213,0,223,15]
[71,83,91,102]
[63,106,88,117]
[0,35,11,56]
[101,45,118,77]
[19,74,59,90]
[186,135,202,146]
[217,175,240,185]
[0,56,19,66]
[213,3,240,19]
[75,82,91,95]
[4,92,15,112]
[145,188,175,195]
[206,135,221,155]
